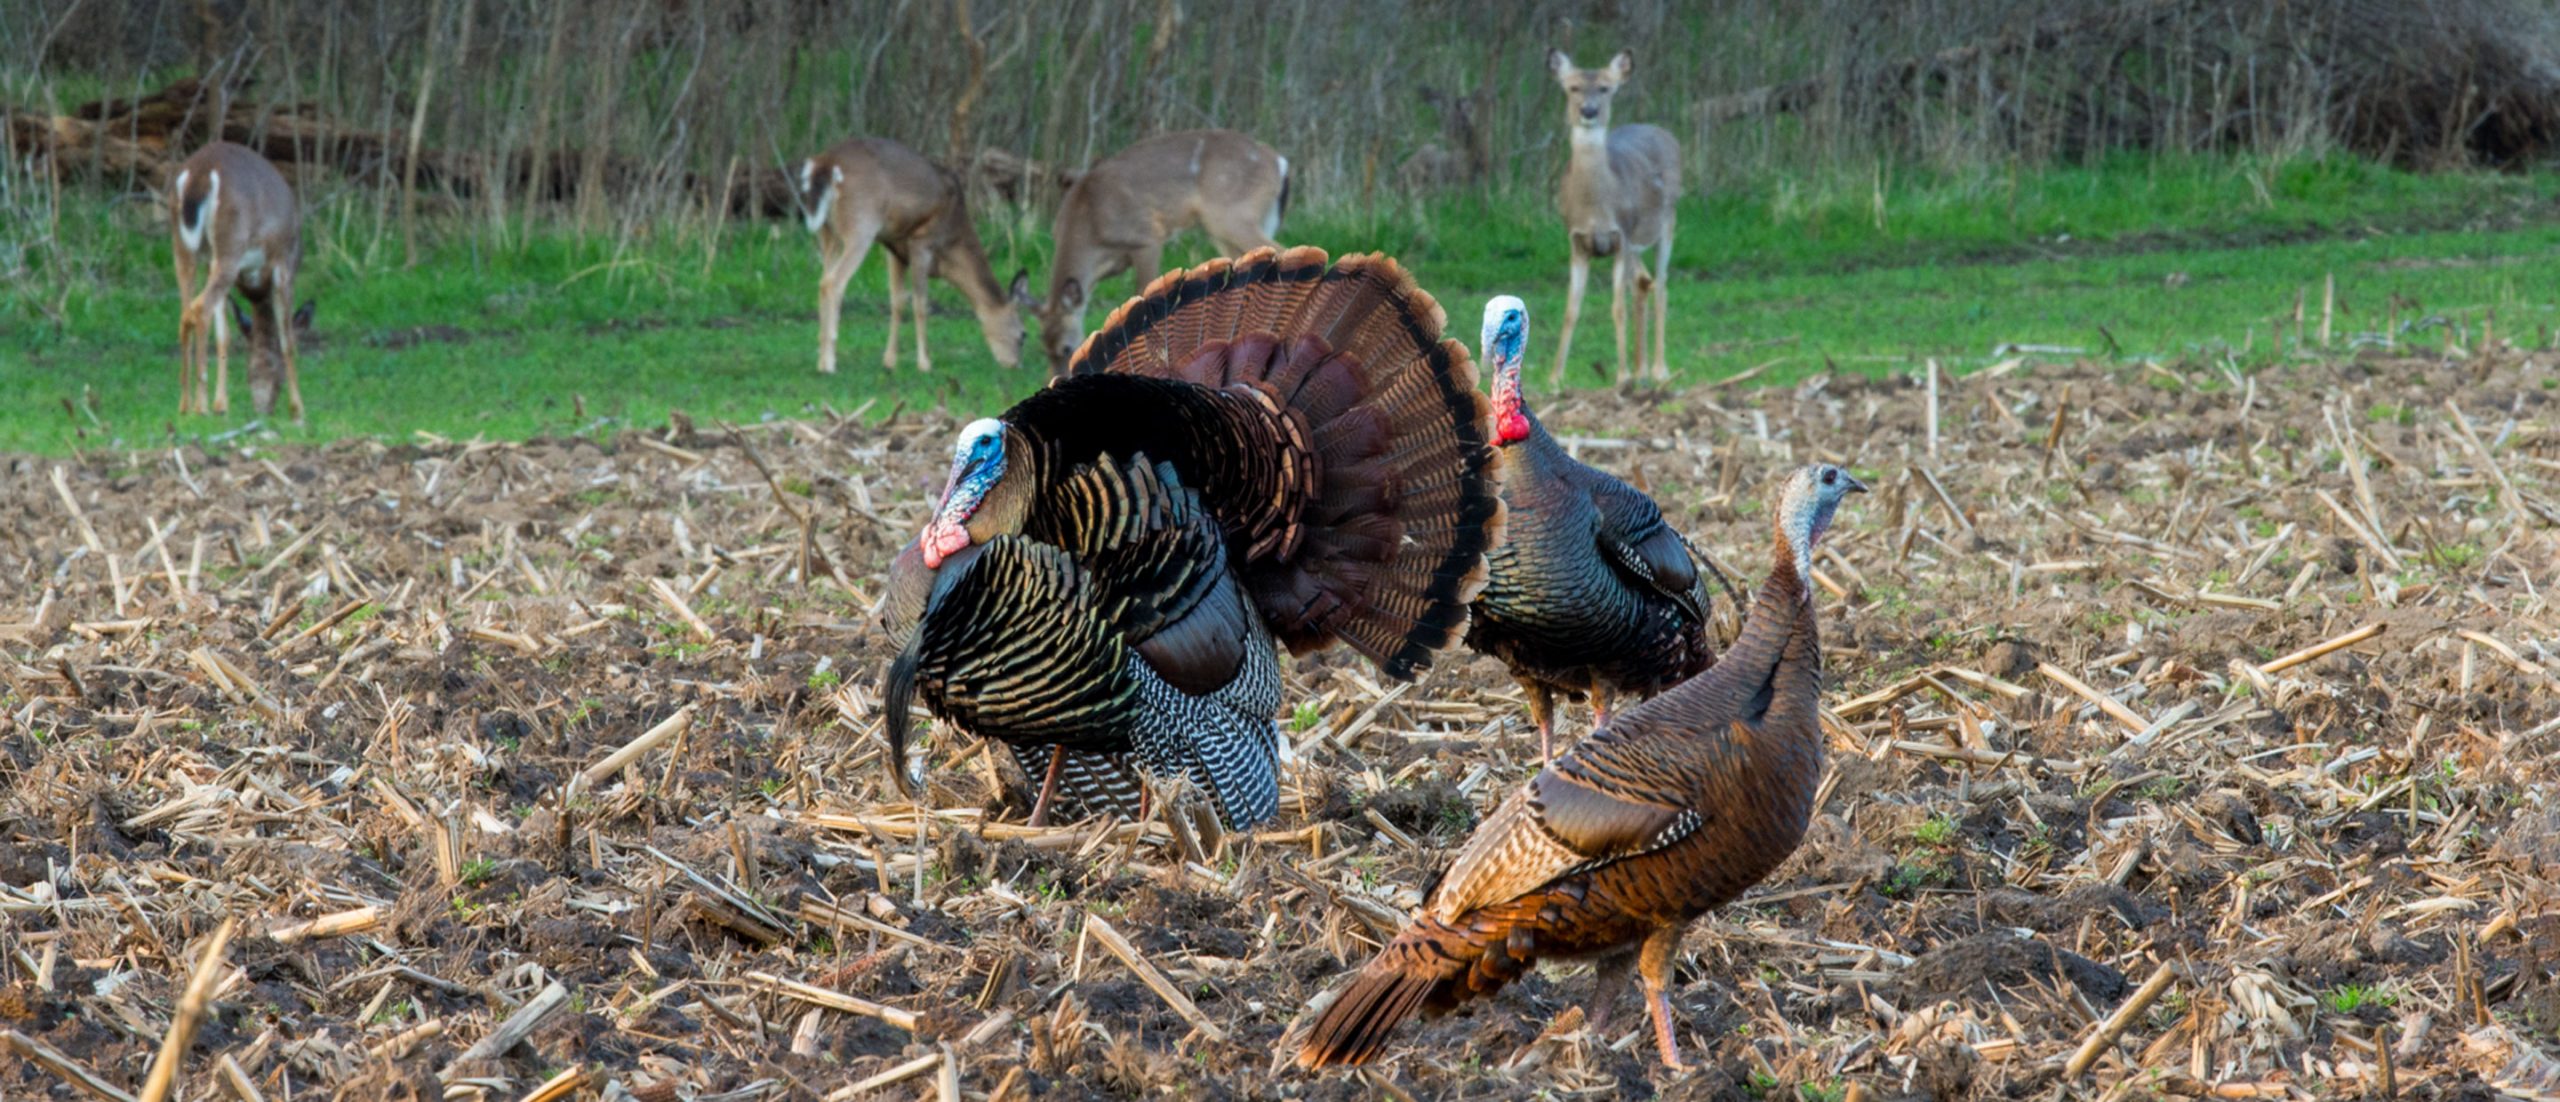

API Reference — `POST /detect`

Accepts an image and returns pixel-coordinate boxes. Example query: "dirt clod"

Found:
[1892,933,2127,1005]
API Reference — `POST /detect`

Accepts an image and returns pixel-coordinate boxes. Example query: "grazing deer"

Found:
[1033,129,1289,374]
[171,141,311,421]
[1548,49,1680,386]
[800,137,1031,374]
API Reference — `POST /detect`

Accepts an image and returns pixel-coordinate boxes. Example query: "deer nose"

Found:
[1580,105,1600,120]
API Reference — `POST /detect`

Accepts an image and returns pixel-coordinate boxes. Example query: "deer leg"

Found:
[906,245,935,373]
[1627,270,1651,383]
[276,272,305,425]
[1202,211,1277,256]
[1609,249,1634,388]
[814,243,855,376]
[1638,924,1691,1071]
[199,268,237,416]
[1129,244,1163,295]
[815,227,872,375]
[1553,246,1590,389]
[1650,231,1674,381]
[173,246,201,414]
[881,252,906,371]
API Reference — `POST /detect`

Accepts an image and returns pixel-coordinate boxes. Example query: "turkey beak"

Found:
[1844,474,1869,495]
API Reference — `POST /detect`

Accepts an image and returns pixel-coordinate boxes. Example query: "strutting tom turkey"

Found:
[1295,463,1864,1070]
[1466,296,1725,761]
[883,247,1506,830]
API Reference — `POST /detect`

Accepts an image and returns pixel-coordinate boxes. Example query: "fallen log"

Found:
[5,77,804,218]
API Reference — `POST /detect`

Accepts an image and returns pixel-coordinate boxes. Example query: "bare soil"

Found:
[5,350,2560,1101]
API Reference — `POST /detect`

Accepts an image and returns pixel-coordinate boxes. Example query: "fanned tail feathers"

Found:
[1294,927,1468,1068]
[1068,247,1507,681]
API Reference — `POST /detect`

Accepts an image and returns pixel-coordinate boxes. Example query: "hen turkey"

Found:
[1296,463,1863,1070]
[884,247,1506,829]
[1466,296,1723,760]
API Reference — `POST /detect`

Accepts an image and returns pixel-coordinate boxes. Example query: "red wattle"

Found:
[920,521,970,568]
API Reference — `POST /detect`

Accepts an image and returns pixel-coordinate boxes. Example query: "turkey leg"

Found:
[1638,924,1690,1070]
[1524,682,1557,762]
[1585,948,1636,1034]
[1591,685,1615,731]
[1028,746,1067,827]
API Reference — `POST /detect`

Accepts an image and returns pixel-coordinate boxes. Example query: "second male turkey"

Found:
[1465,295,1724,760]
[884,247,1507,830]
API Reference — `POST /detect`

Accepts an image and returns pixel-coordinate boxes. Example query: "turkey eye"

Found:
[1822,470,1836,486]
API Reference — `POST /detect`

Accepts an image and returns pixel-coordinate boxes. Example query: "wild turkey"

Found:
[883,246,1506,830]
[1294,463,1864,1070]
[1465,296,1724,761]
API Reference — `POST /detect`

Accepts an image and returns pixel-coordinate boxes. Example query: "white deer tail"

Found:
[800,160,840,235]
[1265,154,1290,240]
[177,169,220,253]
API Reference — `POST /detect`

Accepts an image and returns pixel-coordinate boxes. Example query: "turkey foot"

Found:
[1639,925,1689,1070]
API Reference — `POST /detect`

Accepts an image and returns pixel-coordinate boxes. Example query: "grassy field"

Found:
[4,153,2557,455]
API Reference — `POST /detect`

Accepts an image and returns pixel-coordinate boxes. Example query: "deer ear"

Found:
[294,299,317,329]
[1609,51,1633,80]
[1546,48,1571,80]
[1009,269,1034,305]
[1059,278,1085,311]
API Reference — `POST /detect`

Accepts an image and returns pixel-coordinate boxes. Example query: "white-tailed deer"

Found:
[801,137,1031,374]
[171,141,310,421]
[1549,49,1680,386]
[1034,129,1289,374]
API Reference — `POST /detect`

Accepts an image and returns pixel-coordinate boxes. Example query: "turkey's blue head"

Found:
[1777,463,1867,578]
[922,418,1009,568]
[1480,295,1531,446]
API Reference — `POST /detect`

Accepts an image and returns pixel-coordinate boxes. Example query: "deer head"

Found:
[229,298,317,417]
[1035,278,1085,374]
[1549,49,1634,131]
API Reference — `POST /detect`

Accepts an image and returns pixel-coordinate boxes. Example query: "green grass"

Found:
[6,153,2557,455]
[2324,982,2399,1015]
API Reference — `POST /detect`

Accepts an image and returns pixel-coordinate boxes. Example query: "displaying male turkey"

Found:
[1294,463,1864,1070]
[883,246,1506,830]
[1465,296,1724,761]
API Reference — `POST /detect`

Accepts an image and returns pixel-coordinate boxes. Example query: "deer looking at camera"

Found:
[1033,129,1289,374]
[801,137,1031,374]
[171,142,312,421]
[1549,49,1680,386]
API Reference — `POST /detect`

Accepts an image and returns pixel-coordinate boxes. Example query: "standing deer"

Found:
[171,142,312,421]
[1549,49,1680,386]
[800,137,1031,374]
[1033,129,1289,374]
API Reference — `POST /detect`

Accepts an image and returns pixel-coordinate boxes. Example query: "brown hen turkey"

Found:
[883,247,1507,830]
[1464,295,1725,761]
[1295,462,1864,1070]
